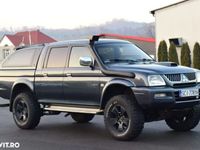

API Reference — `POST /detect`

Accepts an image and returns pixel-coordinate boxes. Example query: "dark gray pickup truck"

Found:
[0,35,200,140]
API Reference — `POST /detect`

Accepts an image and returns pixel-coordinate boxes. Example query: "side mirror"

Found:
[79,56,94,67]
[150,55,155,59]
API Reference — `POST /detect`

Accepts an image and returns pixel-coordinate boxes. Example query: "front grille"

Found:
[165,74,181,82]
[164,73,196,88]
[185,73,196,80]
[165,73,196,82]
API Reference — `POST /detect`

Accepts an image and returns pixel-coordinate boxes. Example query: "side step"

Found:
[44,105,103,114]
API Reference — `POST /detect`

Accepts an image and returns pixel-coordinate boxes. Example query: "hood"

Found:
[107,63,196,75]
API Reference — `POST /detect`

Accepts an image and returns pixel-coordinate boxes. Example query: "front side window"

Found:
[46,47,68,68]
[69,47,92,67]
[95,43,153,65]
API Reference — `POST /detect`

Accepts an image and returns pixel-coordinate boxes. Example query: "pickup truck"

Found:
[0,35,200,141]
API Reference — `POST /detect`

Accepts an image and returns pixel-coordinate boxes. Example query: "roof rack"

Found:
[15,43,46,50]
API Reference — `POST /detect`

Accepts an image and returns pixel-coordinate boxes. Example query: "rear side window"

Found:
[2,48,41,67]
[46,47,68,68]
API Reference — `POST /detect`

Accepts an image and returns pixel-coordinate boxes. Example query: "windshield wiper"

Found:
[104,59,138,64]
[104,58,155,64]
[136,58,155,63]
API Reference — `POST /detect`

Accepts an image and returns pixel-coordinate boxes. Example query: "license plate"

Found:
[179,89,199,97]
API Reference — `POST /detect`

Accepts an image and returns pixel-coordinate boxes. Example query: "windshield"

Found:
[95,43,154,65]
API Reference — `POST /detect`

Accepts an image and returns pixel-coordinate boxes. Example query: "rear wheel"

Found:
[165,107,200,131]
[71,113,94,123]
[12,92,41,129]
[104,95,144,141]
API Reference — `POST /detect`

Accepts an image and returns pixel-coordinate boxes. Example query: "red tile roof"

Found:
[5,35,23,46]
[98,33,155,43]
[5,30,56,46]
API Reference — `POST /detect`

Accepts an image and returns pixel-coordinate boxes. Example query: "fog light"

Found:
[154,93,166,98]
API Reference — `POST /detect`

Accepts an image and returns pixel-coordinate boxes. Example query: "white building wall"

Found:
[0,36,15,62]
[0,36,14,46]
[154,0,200,62]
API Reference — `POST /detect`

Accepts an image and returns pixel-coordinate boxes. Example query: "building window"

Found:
[3,49,10,58]
[169,38,183,47]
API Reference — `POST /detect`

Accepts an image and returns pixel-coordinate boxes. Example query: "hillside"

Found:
[0,19,155,41]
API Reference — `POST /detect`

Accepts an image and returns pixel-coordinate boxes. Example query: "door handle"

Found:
[66,73,71,77]
[43,73,48,77]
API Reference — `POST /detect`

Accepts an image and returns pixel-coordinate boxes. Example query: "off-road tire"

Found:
[12,92,41,129]
[165,106,200,131]
[104,95,144,141]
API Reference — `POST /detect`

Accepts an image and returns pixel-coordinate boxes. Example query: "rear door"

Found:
[35,46,69,102]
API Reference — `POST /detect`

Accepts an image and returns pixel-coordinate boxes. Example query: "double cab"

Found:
[0,35,200,140]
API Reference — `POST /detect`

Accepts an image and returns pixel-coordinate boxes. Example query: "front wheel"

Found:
[165,106,200,131]
[12,92,41,129]
[104,95,144,141]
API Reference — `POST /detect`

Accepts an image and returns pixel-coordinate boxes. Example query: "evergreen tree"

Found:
[193,42,200,69]
[181,42,191,67]
[168,42,179,64]
[157,40,168,61]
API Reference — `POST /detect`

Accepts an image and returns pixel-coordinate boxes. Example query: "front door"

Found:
[63,46,101,106]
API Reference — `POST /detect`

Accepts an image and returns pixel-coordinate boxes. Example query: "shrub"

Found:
[181,42,191,67]
[168,42,179,64]
[193,42,200,69]
[157,40,168,62]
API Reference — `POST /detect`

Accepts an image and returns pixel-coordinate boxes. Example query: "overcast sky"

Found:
[0,0,182,29]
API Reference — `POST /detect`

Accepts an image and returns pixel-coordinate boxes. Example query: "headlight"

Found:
[148,75,166,86]
[196,71,200,83]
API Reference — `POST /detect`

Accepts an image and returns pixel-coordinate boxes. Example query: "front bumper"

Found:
[132,84,200,109]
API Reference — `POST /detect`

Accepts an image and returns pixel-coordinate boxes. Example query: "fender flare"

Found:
[10,79,34,111]
[100,79,135,107]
